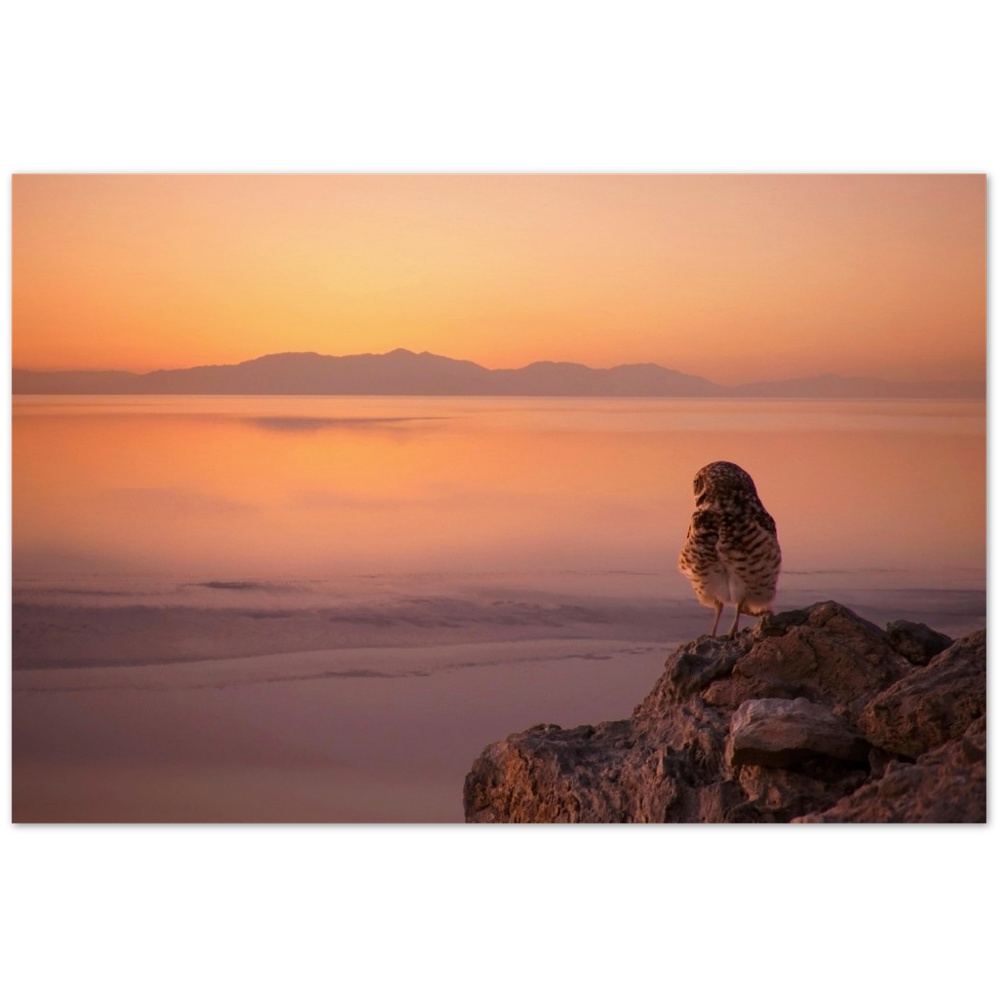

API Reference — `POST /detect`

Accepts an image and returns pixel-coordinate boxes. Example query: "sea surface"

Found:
[11,395,987,821]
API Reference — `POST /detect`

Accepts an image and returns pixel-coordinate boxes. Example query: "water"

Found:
[11,395,986,821]
[12,394,986,586]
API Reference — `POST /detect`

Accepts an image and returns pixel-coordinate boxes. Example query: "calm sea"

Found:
[12,395,986,820]
[13,394,986,595]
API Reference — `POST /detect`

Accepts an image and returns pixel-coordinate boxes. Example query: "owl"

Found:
[678,461,781,638]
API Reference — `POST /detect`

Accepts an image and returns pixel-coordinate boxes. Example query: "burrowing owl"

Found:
[678,461,781,638]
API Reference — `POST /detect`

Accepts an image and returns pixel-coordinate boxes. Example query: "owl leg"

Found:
[727,601,745,638]
[710,600,724,637]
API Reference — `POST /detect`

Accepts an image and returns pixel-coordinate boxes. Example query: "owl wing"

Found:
[716,500,780,566]
[753,505,777,539]
[678,508,720,575]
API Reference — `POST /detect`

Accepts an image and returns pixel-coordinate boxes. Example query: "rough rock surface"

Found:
[795,718,986,823]
[885,619,954,666]
[857,629,986,759]
[727,697,870,768]
[463,601,986,823]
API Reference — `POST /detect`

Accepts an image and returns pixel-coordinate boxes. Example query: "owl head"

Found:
[692,461,759,505]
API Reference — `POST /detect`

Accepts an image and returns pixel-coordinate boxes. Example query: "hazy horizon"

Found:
[10,346,986,402]
[10,343,988,387]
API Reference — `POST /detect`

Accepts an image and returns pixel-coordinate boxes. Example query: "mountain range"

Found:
[11,349,986,398]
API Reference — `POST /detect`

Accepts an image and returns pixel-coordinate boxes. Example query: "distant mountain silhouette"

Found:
[11,349,986,398]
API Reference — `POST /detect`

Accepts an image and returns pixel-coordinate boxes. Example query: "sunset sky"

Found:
[12,174,985,384]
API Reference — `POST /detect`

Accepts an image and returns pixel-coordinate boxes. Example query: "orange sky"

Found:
[11,174,985,384]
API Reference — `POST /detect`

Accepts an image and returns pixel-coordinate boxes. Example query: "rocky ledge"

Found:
[463,602,986,823]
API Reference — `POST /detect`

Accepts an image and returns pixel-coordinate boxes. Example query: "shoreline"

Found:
[12,581,987,673]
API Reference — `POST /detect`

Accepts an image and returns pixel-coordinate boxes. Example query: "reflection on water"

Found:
[13,395,985,594]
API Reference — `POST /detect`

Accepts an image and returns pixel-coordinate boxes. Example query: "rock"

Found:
[463,601,986,823]
[885,619,954,665]
[736,761,868,822]
[653,632,754,699]
[795,719,986,823]
[857,629,986,758]
[726,697,870,769]
[699,602,910,723]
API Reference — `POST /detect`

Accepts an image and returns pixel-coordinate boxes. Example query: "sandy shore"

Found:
[11,575,985,823]
[13,638,671,822]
